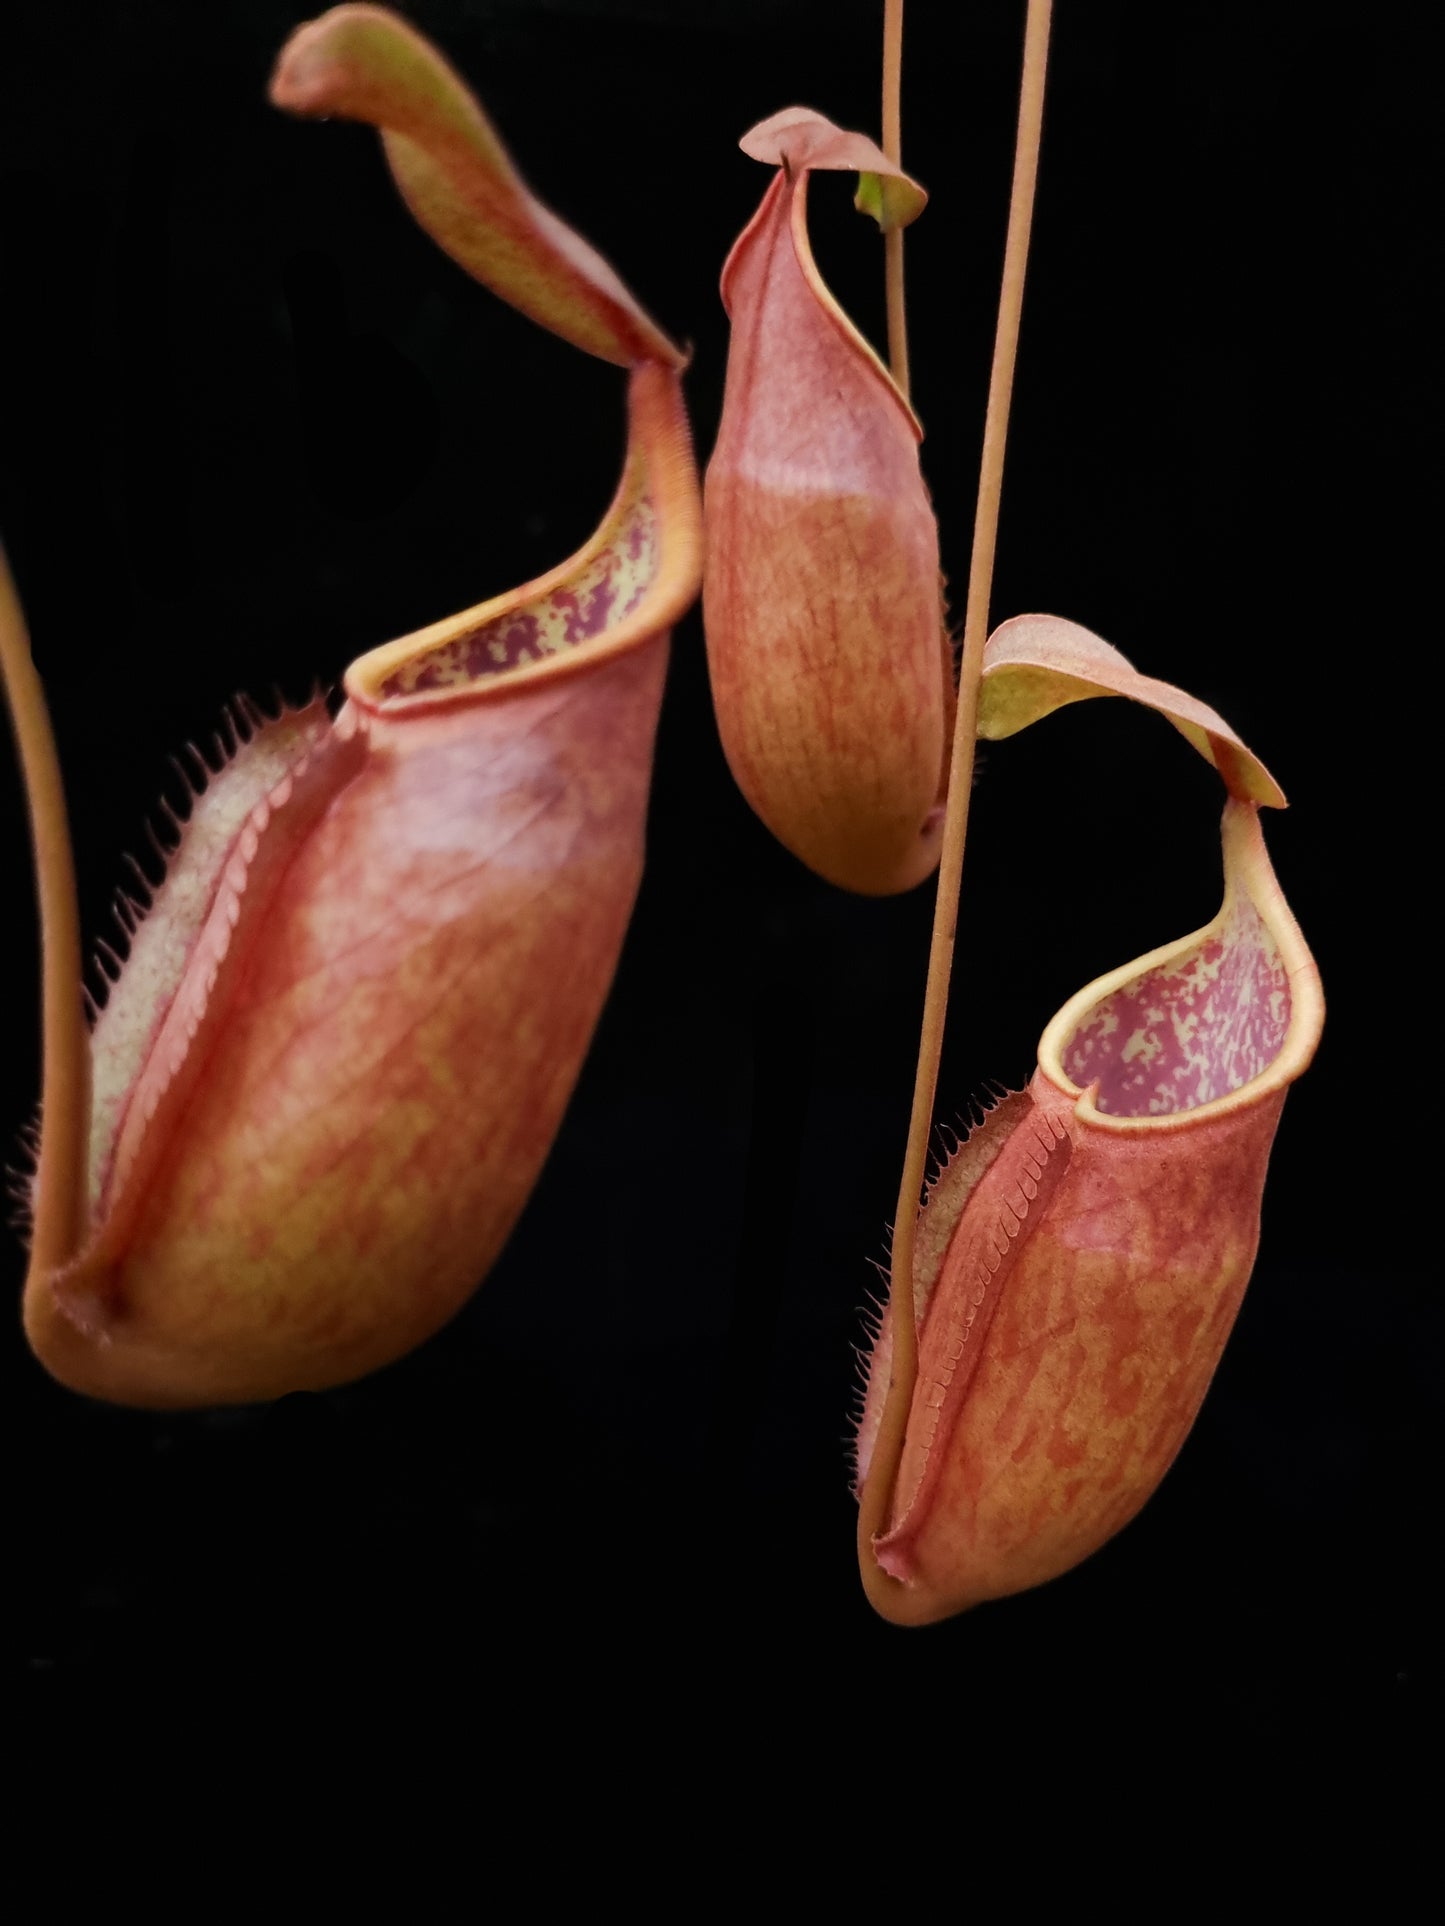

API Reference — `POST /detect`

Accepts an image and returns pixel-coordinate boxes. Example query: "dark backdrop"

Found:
[2,2,1433,1770]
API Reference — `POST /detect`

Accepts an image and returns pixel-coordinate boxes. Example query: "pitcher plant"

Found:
[2,3,1322,1627]
[1,5,702,1406]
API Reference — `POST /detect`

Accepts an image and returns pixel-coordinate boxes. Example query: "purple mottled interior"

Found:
[380,483,658,700]
[1061,893,1290,1116]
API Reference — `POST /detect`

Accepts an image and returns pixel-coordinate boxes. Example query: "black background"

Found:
[2,1,1434,1769]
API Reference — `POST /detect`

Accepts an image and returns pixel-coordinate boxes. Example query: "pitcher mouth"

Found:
[1038,799,1324,1134]
[344,362,702,717]
[724,106,928,437]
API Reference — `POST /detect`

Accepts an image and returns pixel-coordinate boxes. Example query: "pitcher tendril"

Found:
[857,0,1055,1599]
[882,0,910,398]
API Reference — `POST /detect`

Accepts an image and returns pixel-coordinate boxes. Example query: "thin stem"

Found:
[882,0,910,399]
[857,0,1053,1595]
[0,548,88,1279]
